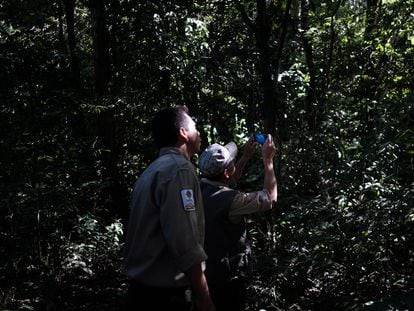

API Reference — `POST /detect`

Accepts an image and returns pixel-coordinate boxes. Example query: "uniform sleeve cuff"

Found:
[175,244,208,272]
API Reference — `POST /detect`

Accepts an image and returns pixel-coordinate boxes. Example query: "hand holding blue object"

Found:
[254,133,267,145]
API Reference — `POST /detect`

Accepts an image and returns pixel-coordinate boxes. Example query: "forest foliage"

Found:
[1,0,413,310]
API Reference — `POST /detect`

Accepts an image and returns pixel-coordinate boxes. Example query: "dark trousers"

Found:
[122,281,193,311]
[209,277,246,311]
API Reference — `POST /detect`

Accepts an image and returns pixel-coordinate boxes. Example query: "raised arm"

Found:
[262,134,277,203]
[233,136,256,182]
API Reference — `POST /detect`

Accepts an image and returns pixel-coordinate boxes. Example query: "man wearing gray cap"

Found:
[198,135,278,310]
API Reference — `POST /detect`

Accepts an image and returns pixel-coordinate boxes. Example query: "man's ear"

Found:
[178,127,188,142]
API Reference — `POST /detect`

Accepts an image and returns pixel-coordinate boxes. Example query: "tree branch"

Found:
[275,0,293,77]
[234,0,256,32]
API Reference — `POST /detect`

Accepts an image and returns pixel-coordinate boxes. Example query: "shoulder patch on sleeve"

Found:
[181,189,196,212]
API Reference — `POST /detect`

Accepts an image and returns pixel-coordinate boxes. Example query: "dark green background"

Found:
[1,0,413,310]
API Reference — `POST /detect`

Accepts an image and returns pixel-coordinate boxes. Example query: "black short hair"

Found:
[152,105,190,149]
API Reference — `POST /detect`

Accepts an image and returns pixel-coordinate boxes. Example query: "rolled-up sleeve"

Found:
[228,190,272,223]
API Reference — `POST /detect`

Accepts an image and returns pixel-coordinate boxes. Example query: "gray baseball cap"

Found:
[199,142,238,178]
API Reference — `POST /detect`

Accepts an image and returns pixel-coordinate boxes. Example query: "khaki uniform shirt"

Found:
[122,148,207,287]
[200,178,272,223]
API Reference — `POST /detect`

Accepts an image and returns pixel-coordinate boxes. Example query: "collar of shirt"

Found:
[159,147,185,158]
[200,177,228,187]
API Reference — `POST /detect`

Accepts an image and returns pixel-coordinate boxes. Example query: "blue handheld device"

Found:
[254,133,267,145]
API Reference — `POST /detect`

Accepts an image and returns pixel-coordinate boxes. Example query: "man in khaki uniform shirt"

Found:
[199,135,277,311]
[122,106,215,311]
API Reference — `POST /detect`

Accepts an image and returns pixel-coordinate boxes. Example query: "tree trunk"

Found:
[89,0,111,95]
[57,1,66,72]
[364,0,380,40]
[88,0,127,219]
[361,0,380,138]
[324,0,342,89]
[60,0,87,140]
[300,0,319,131]
[255,0,276,135]
[62,0,81,89]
